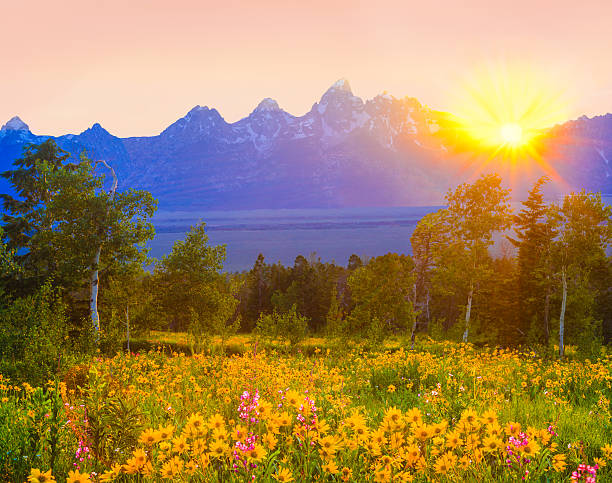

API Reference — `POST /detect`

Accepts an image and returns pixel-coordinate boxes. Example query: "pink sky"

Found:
[1,0,611,137]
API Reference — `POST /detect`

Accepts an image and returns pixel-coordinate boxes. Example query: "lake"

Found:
[148,206,443,272]
[146,197,612,272]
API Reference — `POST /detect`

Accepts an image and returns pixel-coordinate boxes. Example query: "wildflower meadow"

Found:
[2,161,612,482]
[1,336,611,482]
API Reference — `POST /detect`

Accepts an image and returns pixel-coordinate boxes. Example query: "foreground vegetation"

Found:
[2,142,612,481]
[2,336,611,482]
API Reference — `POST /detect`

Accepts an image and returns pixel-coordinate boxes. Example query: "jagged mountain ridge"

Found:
[1,79,611,208]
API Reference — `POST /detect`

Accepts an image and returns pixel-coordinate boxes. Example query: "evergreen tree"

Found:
[347,254,363,271]
[477,256,520,346]
[347,253,416,340]
[507,177,556,344]
[1,140,75,292]
[325,285,346,337]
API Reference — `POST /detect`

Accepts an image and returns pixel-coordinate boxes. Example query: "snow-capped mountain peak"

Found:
[319,79,360,105]
[327,78,352,94]
[184,105,217,120]
[89,122,106,132]
[253,98,281,113]
[1,116,29,132]
[159,105,229,139]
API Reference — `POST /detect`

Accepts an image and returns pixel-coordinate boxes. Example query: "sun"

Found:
[448,63,568,165]
[499,123,523,146]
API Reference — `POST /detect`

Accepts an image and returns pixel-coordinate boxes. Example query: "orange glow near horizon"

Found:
[0,1,611,137]
[447,64,571,188]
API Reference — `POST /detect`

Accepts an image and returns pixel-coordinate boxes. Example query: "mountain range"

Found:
[1,79,611,209]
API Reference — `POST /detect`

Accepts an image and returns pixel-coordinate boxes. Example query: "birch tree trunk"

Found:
[410,282,418,349]
[90,246,102,333]
[90,160,117,337]
[559,267,567,359]
[462,282,474,343]
[126,305,130,353]
[425,289,430,330]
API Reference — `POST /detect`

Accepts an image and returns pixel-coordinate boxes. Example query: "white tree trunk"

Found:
[89,160,117,337]
[90,246,102,333]
[126,305,130,353]
[410,282,418,349]
[425,289,430,329]
[559,268,567,359]
[462,284,474,342]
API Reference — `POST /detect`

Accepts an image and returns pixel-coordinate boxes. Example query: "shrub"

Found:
[255,304,309,346]
[0,283,70,385]
[0,380,73,482]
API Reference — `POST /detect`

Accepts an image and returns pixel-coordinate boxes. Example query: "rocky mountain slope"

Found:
[1,80,611,208]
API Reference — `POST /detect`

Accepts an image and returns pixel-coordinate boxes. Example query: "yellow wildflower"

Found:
[66,470,91,483]
[139,428,161,446]
[273,467,294,482]
[552,453,567,472]
[323,459,339,474]
[28,469,56,483]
